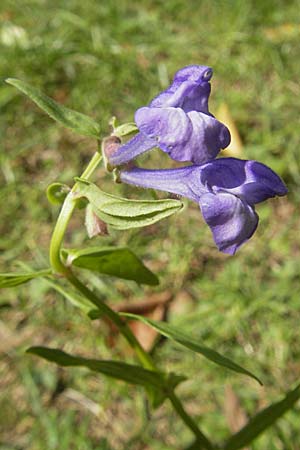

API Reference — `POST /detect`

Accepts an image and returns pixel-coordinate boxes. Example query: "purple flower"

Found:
[119,158,287,255]
[107,65,231,167]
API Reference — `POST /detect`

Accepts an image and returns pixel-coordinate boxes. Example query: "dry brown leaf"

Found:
[106,291,173,352]
[128,304,166,351]
[263,23,300,42]
[224,384,249,444]
[217,103,243,157]
[85,205,109,238]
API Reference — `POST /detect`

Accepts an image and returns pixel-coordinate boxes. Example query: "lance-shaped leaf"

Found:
[0,269,52,289]
[44,278,93,312]
[223,383,300,450]
[6,78,101,138]
[61,246,159,285]
[122,314,262,385]
[27,346,185,393]
[74,179,183,230]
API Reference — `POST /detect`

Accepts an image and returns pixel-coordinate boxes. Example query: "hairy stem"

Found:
[49,151,102,274]
[49,194,76,274]
[49,150,155,370]
[48,147,210,445]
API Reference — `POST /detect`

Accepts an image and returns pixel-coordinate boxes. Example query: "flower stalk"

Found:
[49,151,103,274]
[168,391,215,450]
[48,147,212,444]
[49,150,156,371]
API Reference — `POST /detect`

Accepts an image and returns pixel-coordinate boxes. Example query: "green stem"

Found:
[66,271,155,370]
[48,148,210,445]
[168,391,215,450]
[49,150,155,370]
[65,275,211,445]
[49,152,102,274]
[49,194,76,274]
[77,150,103,181]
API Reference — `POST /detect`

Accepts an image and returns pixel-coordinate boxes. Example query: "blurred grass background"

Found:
[1,0,300,449]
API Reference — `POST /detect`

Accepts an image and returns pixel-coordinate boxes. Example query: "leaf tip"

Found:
[5,78,16,86]
[147,274,160,286]
[26,346,38,355]
[256,376,264,386]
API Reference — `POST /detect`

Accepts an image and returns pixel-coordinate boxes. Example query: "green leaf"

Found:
[223,384,300,450]
[88,309,103,320]
[109,117,138,137]
[151,372,187,409]
[61,246,159,286]
[43,278,93,312]
[114,122,138,138]
[122,314,262,385]
[74,179,183,230]
[46,182,70,205]
[0,269,52,289]
[5,78,101,138]
[27,346,168,390]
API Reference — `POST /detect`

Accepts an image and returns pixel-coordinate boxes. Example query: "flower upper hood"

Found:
[107,65,231,167]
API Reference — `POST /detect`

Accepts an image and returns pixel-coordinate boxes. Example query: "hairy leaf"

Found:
[74,179,183,230]
[114,122,138,138]
[6,78,101,138]
[109,117,138,137]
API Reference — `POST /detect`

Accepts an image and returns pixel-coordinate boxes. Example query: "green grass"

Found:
[1,0,300,448]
